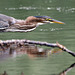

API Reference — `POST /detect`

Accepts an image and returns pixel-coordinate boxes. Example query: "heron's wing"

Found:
[0,14,13,21]
[0,21,9,30]
[0,14,16,25]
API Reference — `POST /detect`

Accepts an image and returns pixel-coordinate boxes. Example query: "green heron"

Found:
[0,14,64,32]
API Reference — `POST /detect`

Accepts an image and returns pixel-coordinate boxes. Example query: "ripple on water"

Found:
[39,28,63,32]
[5,6,75,14]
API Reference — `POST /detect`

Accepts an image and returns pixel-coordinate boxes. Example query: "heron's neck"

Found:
[15,19,27,25]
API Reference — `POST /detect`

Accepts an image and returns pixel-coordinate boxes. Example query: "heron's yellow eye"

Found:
[46,18,52,21]
[49,19,52,21]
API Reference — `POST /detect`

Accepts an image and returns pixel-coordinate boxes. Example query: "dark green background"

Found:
[0,0,75,75]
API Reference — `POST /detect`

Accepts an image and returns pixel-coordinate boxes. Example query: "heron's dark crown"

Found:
[34,16,52,19]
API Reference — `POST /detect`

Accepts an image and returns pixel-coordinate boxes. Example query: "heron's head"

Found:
[34,16,64,25]
[25,16,64,25]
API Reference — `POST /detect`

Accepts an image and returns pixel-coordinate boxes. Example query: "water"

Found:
[0,0,75,75]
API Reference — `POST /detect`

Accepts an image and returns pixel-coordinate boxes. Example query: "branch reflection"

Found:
[51,63,75,75]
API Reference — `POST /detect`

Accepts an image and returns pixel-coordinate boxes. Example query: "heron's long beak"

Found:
[51,19,64,24]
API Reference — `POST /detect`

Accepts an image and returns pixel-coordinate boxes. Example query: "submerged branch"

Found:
[0,39,75,57]
[59,63,75,75]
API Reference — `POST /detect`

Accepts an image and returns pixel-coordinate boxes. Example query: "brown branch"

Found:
[0,39,75,57]
[56,42,75,57]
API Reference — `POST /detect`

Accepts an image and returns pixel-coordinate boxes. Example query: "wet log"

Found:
[0,39,75,57]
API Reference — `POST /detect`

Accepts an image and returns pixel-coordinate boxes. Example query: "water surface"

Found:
[0,0,75,75]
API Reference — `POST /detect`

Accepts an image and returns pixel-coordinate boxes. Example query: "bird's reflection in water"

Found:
[0,43,64,59]
[11,44,48,58]
[0,44,49,58]
[0,43,63,58]
[0,63,75,75]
